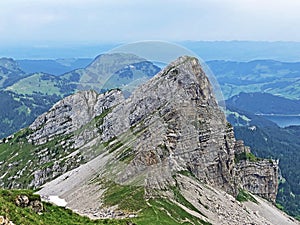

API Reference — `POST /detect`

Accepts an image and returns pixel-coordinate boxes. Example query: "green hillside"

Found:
[0,189,124,225]
[207,60,300,100]
[5,73,74,96]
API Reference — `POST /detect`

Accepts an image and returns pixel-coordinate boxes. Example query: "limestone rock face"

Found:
[28,89,124,145]
[233,140,278,202]
[93,56,277,201]
[2,56,278,204]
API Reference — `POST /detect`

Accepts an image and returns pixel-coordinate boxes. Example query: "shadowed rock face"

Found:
[0,56,278,204]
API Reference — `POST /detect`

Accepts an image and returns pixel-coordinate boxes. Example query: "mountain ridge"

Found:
[0,55,292,224]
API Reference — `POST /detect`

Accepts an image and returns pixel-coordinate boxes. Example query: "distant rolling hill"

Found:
[61,53,161,94]
[0,58,28,89]
[226,92,300,115]
[17,58,92,75]
[207,60,300,100]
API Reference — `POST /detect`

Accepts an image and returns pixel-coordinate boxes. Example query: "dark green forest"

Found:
[234,125,300,219]
[0,91,60,139]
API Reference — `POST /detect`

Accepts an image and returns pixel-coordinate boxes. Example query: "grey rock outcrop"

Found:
[90,55,277,201]
[26,55,291,225]
[27,56,278,201]
[15,194,43,213]
[0,55,281,224]
[233,140,278,202]
[28,89,124,146]
[0,215,15,225]
[15,195,29,207]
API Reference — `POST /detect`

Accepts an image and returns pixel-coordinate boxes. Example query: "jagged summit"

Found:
[0,56,294,224]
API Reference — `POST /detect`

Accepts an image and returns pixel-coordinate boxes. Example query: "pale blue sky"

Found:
[1,0,300,46]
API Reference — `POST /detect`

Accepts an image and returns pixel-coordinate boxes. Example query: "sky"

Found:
[1,0,300,47]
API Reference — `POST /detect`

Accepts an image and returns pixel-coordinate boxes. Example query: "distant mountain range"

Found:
[2,41,300,61]
[17,58,92,75]
[0,58,28,89]
[1,55,300,139]
[226,92,300,115]
[10,57,300,100]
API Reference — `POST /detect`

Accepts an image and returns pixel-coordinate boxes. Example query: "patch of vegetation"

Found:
[0,128,80,188]
[234,151,260,163]
[171,185,205,217]
[177,170,192,177]
[236,189,258,204]
[276,203,284,210]
[234,125,300,218]
[108,141,124,153]
[0,189,127,225]
[133,198,211,225]
[103,182,146,212]
[94,108,113,130]
[102,181,211,225]
[117,147,135,163]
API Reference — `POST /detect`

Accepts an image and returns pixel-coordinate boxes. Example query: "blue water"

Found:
[262,115,300,128]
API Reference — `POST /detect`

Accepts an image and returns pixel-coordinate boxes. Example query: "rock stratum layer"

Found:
[0,56,295,225]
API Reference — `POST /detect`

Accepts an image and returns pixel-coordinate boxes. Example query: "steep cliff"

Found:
[0,56,288,225]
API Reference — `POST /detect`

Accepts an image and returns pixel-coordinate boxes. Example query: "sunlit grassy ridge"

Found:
[0,188,212,225]
[0,189,126,225]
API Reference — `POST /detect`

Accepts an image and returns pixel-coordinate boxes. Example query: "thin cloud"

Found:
[0,0,299,44]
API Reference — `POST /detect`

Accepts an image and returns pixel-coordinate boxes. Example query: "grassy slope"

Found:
[0,187,211,225]
[0,189,126,225]
[100,176,211,225]
[5,73,62,96]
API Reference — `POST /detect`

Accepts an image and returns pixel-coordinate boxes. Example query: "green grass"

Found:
[234,151,261,163]
[0,128,80,188]
[102,182,211,225]
[133,198,211,225]
[0,183,212,225]
[0,189,127,225]
[276,203,284,210]
[116,147,135,163]
[236,189,258,203]
[103,182,146,212]
[5,73,63,96]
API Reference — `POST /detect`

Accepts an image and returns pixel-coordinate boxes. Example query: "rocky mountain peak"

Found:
[82,55,277,201]
[24,56,278,202]
[0,55,285,224]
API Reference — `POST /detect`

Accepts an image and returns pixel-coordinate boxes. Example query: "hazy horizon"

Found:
[2,40,300,62]
[1,0,300,45]
[1,0,300,61]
